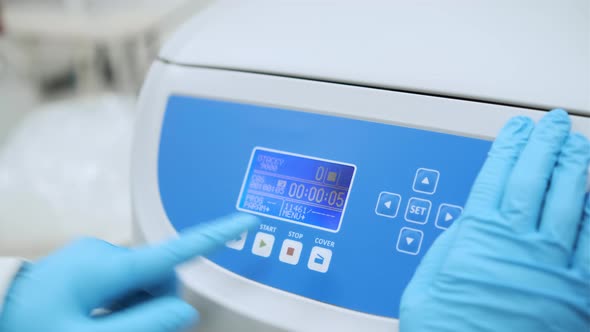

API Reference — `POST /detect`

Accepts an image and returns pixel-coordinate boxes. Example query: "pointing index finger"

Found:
[115,213,259,290]
[137,212,261,269]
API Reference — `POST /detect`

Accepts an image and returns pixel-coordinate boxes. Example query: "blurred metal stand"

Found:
[0,0,213,257]
[2,0,212,95]
[0,0,40,145]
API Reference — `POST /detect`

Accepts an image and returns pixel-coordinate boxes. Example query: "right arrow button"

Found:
[435,204,464,230]
[445,212,454,222]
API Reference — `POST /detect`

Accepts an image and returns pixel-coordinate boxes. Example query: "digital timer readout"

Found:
[236,148,356,232]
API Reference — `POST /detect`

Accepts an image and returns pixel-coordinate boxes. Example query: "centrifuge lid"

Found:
[159,0,590,115]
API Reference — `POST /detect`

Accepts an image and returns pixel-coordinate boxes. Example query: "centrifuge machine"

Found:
[132,2,590,331]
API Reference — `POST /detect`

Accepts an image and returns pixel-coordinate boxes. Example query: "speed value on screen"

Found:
[236,147,356,232]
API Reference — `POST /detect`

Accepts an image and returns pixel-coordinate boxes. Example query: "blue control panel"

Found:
[158,95,492,318]
[237,148,356,232]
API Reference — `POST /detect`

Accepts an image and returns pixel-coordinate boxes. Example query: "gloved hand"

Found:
[0,213,259,332]
[400,110,590,331]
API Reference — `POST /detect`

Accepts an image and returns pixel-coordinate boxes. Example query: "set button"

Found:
[413,168,440,195]
[435,204,463,229]
[404,197,431,224]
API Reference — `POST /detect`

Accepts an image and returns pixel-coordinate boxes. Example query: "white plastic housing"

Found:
[160,0,590,114]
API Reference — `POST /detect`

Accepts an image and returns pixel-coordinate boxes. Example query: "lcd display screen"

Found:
[237,147,356,232]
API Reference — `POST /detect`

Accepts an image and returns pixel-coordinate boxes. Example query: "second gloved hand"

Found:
[400,110,590,331]
[0,213,259,332]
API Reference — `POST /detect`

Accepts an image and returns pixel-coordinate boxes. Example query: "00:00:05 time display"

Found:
[287,183,345,208]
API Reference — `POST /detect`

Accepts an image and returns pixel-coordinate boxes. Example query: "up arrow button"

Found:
[413,168,440,194]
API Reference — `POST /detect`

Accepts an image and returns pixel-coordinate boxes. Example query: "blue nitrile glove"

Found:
[0,213,259,332]
[400,110,590,331]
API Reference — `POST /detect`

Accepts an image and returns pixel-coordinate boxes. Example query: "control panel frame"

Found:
[132,61,590,332]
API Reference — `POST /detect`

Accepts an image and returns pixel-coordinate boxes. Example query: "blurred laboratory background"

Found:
[0,0,212,258]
